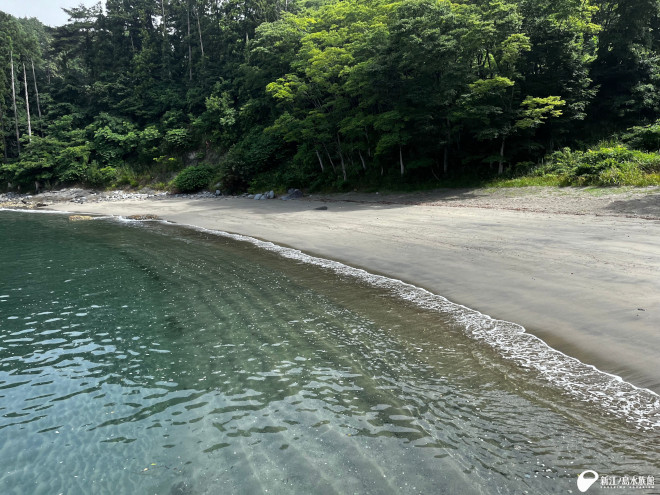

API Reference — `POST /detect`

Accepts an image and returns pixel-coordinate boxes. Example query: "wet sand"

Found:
[44,188,660,394]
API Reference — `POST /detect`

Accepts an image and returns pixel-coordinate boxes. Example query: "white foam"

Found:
[176,222,660,431]
[7,209,658,429]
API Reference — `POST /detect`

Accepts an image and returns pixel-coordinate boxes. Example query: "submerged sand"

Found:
[40,186,660,394]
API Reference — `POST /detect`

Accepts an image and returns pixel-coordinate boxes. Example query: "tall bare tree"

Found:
[31,59,42,124]
[22,62,32,141]
[187,1,193,81]
[196,1,205,59]
[9,50,20,154]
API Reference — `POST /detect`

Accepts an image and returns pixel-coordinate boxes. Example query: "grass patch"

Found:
[486,175,562,188]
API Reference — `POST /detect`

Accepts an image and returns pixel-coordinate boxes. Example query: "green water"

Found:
[0,211,658,495]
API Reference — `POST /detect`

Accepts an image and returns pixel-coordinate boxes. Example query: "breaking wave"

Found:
[184,223,660,431]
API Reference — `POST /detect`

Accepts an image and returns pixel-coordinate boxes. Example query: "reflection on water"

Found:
[0,211,658,494]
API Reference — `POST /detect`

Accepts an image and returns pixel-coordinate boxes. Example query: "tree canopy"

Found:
[1,0,660,191]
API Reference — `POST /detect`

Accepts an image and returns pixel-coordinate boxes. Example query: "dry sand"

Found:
[41,186,660,394]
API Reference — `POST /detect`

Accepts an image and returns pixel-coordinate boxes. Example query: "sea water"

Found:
[0,210,658,494]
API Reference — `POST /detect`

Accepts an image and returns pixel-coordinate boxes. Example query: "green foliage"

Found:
[164,128,191,152]
[622,120,660,152]
[86,165,117,188]
[537,145,660,185]
[172,165,213,193]
[3,0,660,193]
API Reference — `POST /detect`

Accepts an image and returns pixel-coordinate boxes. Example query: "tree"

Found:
[589,0,660,132]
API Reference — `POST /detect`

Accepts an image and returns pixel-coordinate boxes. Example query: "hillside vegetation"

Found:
[2,0,660,193]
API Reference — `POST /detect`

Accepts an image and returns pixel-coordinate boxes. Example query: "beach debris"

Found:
[68,215,94,221]
[127,214,160,221]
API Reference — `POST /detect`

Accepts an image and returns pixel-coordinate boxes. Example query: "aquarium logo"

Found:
[577,470,599,492]
[578,470,656,491]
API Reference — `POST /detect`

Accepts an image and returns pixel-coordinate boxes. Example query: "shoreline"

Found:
[4,186,660,396]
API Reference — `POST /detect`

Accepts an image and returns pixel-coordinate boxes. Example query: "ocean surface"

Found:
[0,210,658,495]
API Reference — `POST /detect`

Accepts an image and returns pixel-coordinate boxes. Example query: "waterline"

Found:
[1,210,658,495]
[166,219,660,432]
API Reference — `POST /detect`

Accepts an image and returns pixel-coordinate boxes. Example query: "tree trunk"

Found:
[358,149,366,170]
[337,134,347,181]
[498,136,506,175]
[399,145,405,176]
[23,63,32,142]
[322,143,336,172]
[196,2,205,59]
[444,117,451,174]
[0,102,7,160]
[31,60,42,121]
[10,50,20,154]
[187,1,193,81]
[315,149,325,172]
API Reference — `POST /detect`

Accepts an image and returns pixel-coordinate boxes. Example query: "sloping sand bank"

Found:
[46,187,660,394]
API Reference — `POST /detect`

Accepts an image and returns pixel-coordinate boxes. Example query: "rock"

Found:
[259,194,267,200]
[36,203,48,208]
[315,206,328,210]
[215,190,222,196]
[69,215,94,221]
[247,194,254,199]
[254,194,262,200]
[281,188,303,200]
[267,190,275,199]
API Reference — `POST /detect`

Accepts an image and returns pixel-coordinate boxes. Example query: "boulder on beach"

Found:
[281,189,303,200]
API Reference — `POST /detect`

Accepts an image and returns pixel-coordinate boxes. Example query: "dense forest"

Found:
[2,0,660,193]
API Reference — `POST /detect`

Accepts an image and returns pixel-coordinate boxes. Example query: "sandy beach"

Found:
[32,186,660,394]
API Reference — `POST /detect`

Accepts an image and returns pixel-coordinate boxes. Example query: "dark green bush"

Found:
[172,166,213,192]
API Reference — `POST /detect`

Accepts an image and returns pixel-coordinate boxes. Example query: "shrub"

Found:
[172,166,213,192]
[540,145,660,186]
[622,120,660,152]
[164,128,190,152]
[86,165,117,188]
